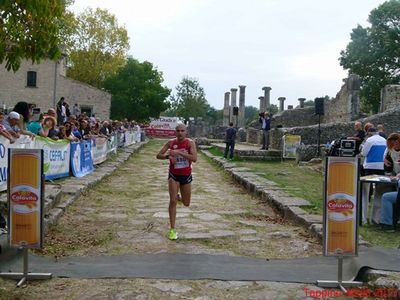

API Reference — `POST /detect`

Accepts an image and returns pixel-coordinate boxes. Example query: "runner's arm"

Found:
[156,141,170,159]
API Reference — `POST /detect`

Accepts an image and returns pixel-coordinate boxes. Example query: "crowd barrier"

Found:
[0,129,141,191]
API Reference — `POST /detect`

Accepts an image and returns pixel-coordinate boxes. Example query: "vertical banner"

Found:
[282,135,301,158]
[8,149,44,248]
[324,156,359,256]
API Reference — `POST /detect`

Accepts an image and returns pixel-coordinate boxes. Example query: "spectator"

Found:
[360,127,388,224]
[71,121,82,140]
[347,121,365,155]
[79,120,90,139]
[41,116,57,139]
[13,101,35,138]
[72,103,81,117]
[27,113,44,135]
[259,112,271,150]
[64,122,79,142]
[56,97,65,125]
[0,112,16,143]
[99,121,111,137]
[377,124,387,139]
[224,122,237,160]
[380,133,400,231]
[1,111,21,138]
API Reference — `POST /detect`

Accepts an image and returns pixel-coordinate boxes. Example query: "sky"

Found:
[71,0,387,110]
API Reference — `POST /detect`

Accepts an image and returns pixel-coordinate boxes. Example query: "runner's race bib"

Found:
[174,151,189,169]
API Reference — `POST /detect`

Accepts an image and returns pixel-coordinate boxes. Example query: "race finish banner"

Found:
[8,149,44,248]
[282,135,301,159]
[323,156,359,256]
[145,117,181,137]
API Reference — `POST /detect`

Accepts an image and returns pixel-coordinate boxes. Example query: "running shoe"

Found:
[168,229,178,240]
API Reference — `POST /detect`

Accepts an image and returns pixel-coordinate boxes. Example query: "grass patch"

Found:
[236,160,324,214]
[207,146,242,161]
[359,225,400,249]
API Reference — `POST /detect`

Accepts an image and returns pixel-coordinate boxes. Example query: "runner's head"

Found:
[175,123,187,141]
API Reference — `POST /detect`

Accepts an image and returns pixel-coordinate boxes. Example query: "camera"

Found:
[259,112,264,117]
[326,139,356,157]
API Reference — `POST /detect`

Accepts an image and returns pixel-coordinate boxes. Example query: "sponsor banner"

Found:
[323,156,359,256]
[34,136,70,180]
[91,137,108,165]
[124,130,136,147]
[145,116,181,137]
[116,132,125,147]
[8,148,44,248]
[0,135,35,191]
[282,135,301,158]
[70,140,94,178]
[107,134,118,155]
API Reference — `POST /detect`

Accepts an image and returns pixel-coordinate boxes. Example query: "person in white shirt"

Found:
[361,127,391,224]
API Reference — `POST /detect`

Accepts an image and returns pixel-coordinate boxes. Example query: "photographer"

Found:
[259,111,271,150]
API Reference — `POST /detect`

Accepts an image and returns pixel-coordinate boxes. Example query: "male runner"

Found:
[156,123,197,240]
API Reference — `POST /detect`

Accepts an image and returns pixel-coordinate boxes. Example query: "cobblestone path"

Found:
[0,140,332,300]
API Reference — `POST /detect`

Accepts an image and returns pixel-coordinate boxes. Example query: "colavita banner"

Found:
[144,117,181,137]
[8,149,44,248]
[323,156,359,256]
[34,137,70,180]
[282,135,301,158]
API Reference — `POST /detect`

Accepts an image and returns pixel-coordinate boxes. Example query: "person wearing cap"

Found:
[1,111,21,138]
[360,127,391,224]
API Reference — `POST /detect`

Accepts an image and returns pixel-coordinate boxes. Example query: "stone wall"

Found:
[269,108,400,148]
[0,59,111,120]
[271,106,319,128]
[324,74,361,123]
[380,85,400,112]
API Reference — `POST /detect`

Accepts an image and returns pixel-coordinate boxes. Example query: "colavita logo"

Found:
[11,191,38,203]
[328,199,354,210]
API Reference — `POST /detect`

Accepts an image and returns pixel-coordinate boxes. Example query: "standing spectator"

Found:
[361,127,389,224]
[224,122,237,160]
[347,121,365,155]
[259,112,271,150]
[56,97,65,125]
[72,103,81,117]
[377,124,387,139]
[13,101,35,138]
[64,102,71,119]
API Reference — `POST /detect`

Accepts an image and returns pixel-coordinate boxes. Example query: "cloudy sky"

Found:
[72,0,386,110]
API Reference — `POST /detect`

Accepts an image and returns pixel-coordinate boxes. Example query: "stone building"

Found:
[0,55,111,120]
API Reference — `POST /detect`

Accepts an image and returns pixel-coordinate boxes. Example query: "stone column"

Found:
[298,98,306,108]
[223,92,230,126]
[278,97,286,112]
[230,88,238,124]
[262,86,272,111]
[259,96,265,112]
[238,85,246,128]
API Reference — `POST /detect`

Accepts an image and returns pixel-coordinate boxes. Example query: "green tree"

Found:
[340,0,400,112]
[244,106,259,125]
[103,58,171,121]
[67,7,129,88]
[169,76,210,121]
[0,0,65,71]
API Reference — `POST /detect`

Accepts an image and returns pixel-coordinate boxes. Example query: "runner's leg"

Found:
[180,182,192,207]
[168,178,179,229]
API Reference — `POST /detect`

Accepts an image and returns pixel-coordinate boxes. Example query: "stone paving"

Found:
[0,139,382,299]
